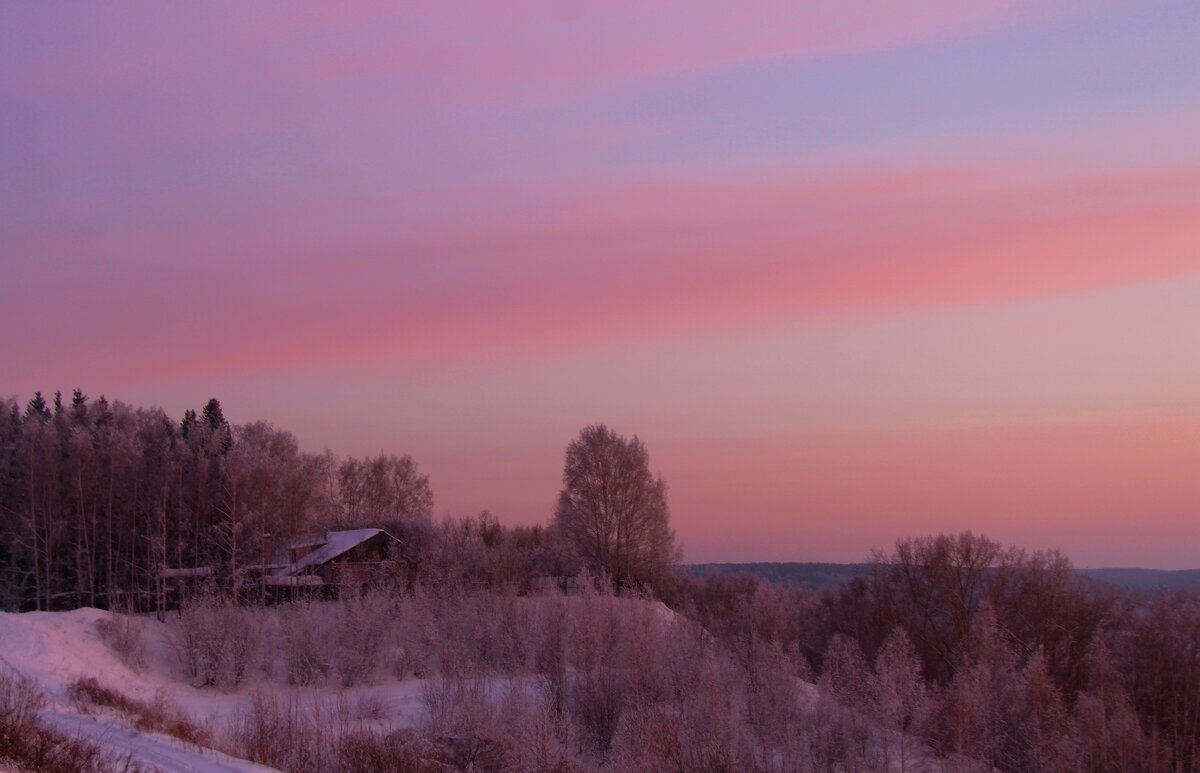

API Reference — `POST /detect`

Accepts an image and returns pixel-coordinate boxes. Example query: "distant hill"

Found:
[1078,568,1200,593]
[686,563,1200,594]
[686,562,873,592]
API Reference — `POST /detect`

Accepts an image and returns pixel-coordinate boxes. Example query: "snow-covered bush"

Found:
[172,592,259,689]
[569,580,627,752]
[393,584,436,678]
[223,603,261,688]
[532,594,569,717]
[173,592,231,687]
[279,602,330,686]
[227,690,328,771]
[873,627,929,772]
[611,655,758,773]
[490,683,579,773]
[422,669,497,736]
[332,589,394,687]
[229,689,461,773]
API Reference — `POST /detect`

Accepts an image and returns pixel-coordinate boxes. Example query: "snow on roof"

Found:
[283,534,328,549]
[269,533,325,564]
[159,566,213,579]
[274,528,398,577]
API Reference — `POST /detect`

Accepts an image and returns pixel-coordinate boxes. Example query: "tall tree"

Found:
[25,392,50,422]
[334,452,433,528]
[201,398,225,431]
[874,627,928,772]
[554,424,678,588]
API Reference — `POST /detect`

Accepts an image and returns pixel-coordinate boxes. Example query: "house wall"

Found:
[314,534,402,589]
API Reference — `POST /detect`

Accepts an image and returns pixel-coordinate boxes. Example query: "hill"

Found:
[687,562,1200,594]
[1079,567,1200,593]
[686,562,873,592]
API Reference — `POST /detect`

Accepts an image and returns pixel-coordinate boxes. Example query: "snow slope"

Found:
[0,605,453,771]
[0,608,282,771]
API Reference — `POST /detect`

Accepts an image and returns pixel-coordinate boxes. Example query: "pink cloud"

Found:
[665,415,1200,566]
[11,156,1196,387]
[5,0,1106,108]
[301,1,1103,102]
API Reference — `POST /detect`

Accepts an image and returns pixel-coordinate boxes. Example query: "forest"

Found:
[0,390,441,612]
[1,390,1198,772]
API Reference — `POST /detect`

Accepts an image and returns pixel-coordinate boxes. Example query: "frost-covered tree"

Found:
[335,452,433,527]
[874,627,928,771]
[554,424,678,589]
[0,389,441,612]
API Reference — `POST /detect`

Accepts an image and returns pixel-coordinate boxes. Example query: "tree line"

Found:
[661,532,1200,771]
[0,392,677,612]
[0,390,434,611]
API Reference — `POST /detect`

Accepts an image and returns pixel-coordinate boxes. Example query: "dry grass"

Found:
[96,604,147,669]
[0,672,119,773]
[68,676,211,747]
[224,689,525,773]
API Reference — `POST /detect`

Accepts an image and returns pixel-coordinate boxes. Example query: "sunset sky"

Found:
[3,1,1198,568]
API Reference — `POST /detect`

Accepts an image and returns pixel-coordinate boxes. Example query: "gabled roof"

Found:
[272,528,400,577]
[282,534,328,550]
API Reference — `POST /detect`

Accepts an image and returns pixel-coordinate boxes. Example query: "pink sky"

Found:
[3,1,1198,567]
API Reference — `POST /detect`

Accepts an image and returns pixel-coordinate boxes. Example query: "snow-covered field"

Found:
[0,607,427,772]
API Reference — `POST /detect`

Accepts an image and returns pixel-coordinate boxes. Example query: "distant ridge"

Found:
[1078,567,1200,593]
[686,562,873,592]
[686,563,1200,594]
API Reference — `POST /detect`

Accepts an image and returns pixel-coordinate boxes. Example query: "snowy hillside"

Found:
[0,608,280,771]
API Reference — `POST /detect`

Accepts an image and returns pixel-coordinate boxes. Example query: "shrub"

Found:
[226,689,339,771]
[422,670,497,736]
[227,690,463,773]
[393,585,436,678]
[335,730,445,773]
[172,592,260,688]
[173,592,231,687]
[96,603,146,669]
[0,671,117,772]
[332,589,393,687]
[224,603,261,687]
[280,602,330,686]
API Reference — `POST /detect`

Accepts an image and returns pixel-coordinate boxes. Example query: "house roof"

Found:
[272,528,399,577]
[159,566,214,579]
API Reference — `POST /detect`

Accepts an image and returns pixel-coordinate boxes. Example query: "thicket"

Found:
[664,532,1200,772]
[127,549,1198,773]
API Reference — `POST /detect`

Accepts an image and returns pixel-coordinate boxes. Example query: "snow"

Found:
[275,528,393,576]
[0,608,121,700]
[0,608,426,772]
[0,594,845,773]
[0,608,273,771]
[44,708,279,773]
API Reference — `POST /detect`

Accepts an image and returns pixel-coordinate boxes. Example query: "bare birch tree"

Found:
[554,424,678,588]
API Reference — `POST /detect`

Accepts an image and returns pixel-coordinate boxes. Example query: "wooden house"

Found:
[266,528,404,593]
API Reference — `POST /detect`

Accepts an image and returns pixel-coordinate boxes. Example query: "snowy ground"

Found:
[0,600,939,772]
[0,608,426,772]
